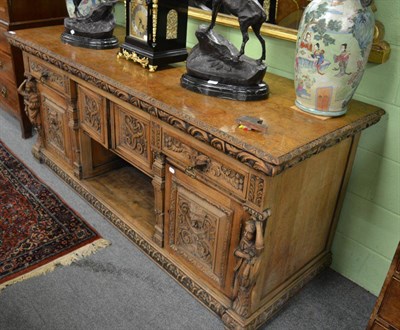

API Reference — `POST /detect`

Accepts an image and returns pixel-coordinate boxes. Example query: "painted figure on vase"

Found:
[300,32,313,52]
[333,43,351,77]
[296,74,314,99]
[312,43,325,75]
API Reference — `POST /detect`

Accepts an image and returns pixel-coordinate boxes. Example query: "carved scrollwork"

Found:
[176,196,217,266]
[83,94,101,133]
[121,114,147,157]
[169,182,232,286]
[35,153,226,319]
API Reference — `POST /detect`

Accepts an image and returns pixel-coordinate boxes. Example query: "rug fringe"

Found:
[0,238,110,292]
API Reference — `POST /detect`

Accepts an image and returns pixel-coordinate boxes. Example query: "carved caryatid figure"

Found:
[232,219,264,317]
[18,76,41,128]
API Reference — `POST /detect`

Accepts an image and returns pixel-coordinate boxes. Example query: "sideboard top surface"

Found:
[6,25,385,175]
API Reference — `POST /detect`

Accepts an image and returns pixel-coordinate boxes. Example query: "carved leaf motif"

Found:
[249,175,265,207]
[164,135,192,160]
[209,163,245,191]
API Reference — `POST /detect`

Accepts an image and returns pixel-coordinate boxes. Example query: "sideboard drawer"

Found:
[0,51,14,83]
[26,55,67,95]
[0,25,10,54]
[162,128,249,200]
[0,77,18,114]
[78,84,108,148]
[0,0,9,22]
[111,102,152,175]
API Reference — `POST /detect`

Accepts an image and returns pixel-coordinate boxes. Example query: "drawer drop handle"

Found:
[1,86,7,98]
[193,154,210,171]
[185,154,211,178]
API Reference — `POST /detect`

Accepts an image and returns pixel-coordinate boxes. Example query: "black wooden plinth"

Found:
[181,74,269,101]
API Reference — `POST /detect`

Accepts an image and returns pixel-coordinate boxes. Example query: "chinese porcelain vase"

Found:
[294,0,375,116]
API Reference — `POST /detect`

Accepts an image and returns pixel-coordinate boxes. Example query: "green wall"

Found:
[116,0,400,296]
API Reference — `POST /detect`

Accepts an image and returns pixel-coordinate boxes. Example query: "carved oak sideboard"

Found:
[7,26,385,329]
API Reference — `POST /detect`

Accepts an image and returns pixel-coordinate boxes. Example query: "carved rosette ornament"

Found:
[232,208,271,318]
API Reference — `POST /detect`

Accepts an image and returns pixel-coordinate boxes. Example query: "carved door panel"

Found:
[111,102,152,175]
[165,163,242,297]
[40,86,72,166]
[78,85,108,147]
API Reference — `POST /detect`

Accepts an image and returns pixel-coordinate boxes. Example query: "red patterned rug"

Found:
[0,140,109,291]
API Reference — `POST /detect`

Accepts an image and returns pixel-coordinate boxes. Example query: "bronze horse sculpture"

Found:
[206,0,267,63]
